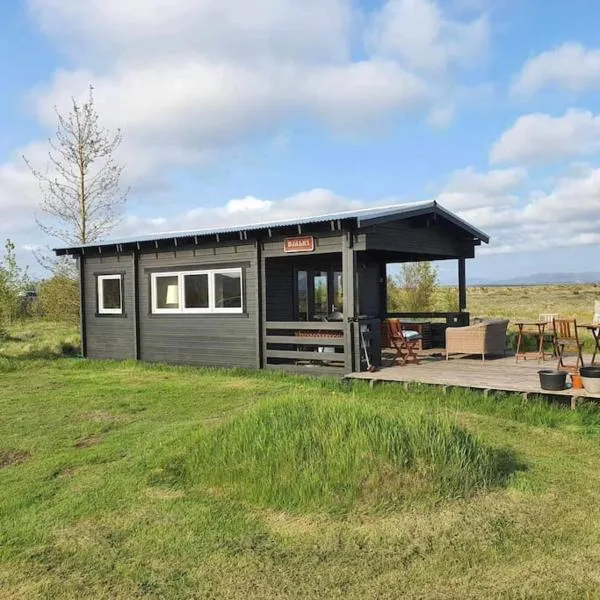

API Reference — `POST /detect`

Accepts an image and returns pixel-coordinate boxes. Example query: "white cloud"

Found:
[301,60,426,129]
[436,166,526,210]
[3,0,490,249]
[29,59,426,190]
[490,110,600,165]
[434,162,600,255]
[427,104,456,128]
[118,163,600,258]
[366,0,489,73]
[28,0,353,65]
[511,43,600,97]
[116,189,368,238]
[0,160,42,233]
[24,0,449,192]
[522,166,600,225]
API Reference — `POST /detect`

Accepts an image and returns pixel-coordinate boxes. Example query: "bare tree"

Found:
[24,85,128,248]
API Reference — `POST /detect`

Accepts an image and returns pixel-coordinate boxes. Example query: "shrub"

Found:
[0,240,32,326]
[388,262,439,312]
[438,286,460,312]
[35,275,80,323]
[165,397,516,514]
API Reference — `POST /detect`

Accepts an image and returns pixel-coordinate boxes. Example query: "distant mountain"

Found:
[471,272,600,286]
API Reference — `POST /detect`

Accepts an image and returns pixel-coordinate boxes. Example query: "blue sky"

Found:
[1,0,600,283]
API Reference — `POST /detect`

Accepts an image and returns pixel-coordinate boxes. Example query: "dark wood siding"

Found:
[263,232,365,258]
[358,263,381,317]
[137,244,258,369]
[364,222,469,257]
[84,254,136,360]
[265,259,295,321]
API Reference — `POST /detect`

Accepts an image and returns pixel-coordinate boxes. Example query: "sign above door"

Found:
[283,236,315,253]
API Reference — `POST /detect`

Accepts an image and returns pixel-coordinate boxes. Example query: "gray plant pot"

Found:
[538,370,567,391]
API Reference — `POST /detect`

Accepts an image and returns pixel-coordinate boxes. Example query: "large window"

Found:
[151,268,243,314]
[97,274,123,315]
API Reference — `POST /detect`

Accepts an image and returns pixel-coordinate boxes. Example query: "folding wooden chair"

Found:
[552,318,584,372]
[539,313,559,357]
[387,320,422,366]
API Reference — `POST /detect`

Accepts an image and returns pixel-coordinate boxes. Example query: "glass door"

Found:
[313,271,329,320]
[295,268,343,320]
[297,270,309,321]
[332,271,343,314]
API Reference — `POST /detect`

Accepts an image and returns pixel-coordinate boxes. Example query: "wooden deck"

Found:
[347,352,600,408]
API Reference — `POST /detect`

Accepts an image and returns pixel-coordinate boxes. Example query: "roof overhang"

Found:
[54,200,489,256]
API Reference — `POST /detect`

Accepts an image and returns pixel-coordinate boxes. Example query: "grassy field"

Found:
[467,283,599,325]
[447,283,599,352]
[3,321,600,598]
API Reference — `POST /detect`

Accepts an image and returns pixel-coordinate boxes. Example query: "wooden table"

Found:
[578,324,600,366]
[515,321,549,362]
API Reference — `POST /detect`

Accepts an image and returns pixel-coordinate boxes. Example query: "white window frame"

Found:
[97,274,123,315]
[151,268,243,315]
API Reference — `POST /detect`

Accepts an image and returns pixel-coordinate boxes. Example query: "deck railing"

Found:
[264,318,381,375]
[264,321,349,375]
[386,312,470,326]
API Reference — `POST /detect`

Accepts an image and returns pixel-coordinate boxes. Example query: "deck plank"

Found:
[347,354,600,402]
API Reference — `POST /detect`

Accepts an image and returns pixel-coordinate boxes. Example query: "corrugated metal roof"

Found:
[54,200,489,254]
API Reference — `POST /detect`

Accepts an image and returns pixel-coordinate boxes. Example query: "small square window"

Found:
[98,275,123,314]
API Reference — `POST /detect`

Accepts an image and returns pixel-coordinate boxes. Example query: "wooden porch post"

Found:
[458,257,467,312]
[259,242,267,369]
[342,231,357,372]
[379,261,388,318]
[132,251,141,360]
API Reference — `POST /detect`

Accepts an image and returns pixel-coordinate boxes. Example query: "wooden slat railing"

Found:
[264,321,348,374]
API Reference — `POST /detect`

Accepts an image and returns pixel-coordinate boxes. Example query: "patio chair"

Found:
[552,318,584,372]
[539,313,559,357]
[386,320,422,366]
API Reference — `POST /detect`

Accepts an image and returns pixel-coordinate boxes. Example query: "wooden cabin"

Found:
[54,201,489,375]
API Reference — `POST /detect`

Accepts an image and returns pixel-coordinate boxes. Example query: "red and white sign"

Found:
[283,236,315,253]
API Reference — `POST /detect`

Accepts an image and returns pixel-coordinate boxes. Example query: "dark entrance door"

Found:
[295,268,343,321]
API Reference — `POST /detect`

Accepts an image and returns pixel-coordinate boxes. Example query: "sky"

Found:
[1,0,600,284]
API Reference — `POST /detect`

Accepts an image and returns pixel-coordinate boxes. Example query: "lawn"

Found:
[3,321,600,598]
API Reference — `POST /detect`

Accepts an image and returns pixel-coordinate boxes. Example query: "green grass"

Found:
[0,319,79,360]
[166,397,516,514]
[3,319,600,597]
[2,352,600,598]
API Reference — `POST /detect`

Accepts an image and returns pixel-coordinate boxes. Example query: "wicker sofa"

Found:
[445,319,509,361]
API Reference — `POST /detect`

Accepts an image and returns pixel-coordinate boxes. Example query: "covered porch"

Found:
[259,202,487,375]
